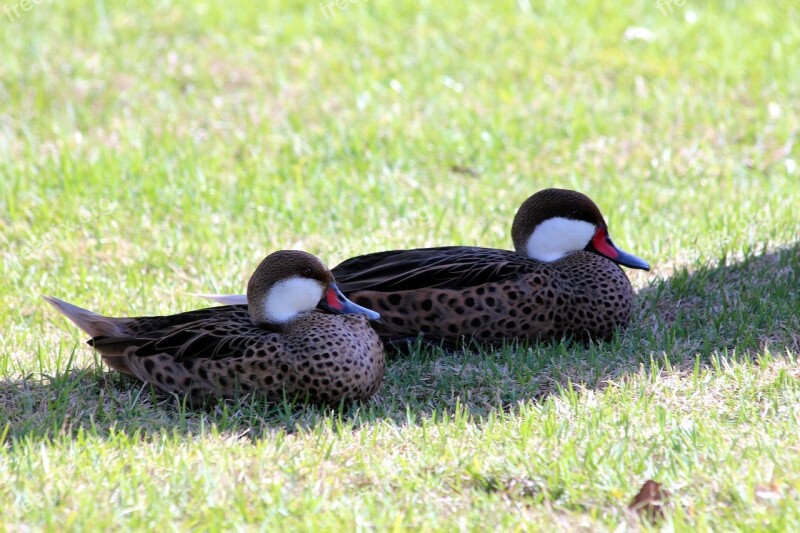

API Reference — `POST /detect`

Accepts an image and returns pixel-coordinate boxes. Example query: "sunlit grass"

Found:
[1,0,799,529]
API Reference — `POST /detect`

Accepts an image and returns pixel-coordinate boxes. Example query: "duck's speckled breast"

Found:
[283,312,386,400]
[549,251,634,341]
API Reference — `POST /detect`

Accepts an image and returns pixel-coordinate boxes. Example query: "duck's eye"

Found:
[300,267,314,277]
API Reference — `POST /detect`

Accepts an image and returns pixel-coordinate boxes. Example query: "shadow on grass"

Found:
[380,241,800,410]
[0,365,400,443]
[3,242,799,442]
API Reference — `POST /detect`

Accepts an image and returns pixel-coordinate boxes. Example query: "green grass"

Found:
[2,0,800,529]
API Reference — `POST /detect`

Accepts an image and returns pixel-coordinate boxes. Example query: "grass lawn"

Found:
[2,0,800,529]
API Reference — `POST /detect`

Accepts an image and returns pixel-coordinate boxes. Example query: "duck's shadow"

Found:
[0,366,387,441]
[3,242,799,442]
[380,241,800,408]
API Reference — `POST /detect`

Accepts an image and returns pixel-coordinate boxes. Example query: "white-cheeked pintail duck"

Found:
[45,250,386,405]
[201,189,651,345]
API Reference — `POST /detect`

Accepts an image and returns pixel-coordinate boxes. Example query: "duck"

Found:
[44,250,386,405]
[198,189,651,345]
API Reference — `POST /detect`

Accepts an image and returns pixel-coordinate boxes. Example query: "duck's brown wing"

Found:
[88,312,283,403]
[114,304,250,336]
[332,246,535,292]
[89,307,271,361]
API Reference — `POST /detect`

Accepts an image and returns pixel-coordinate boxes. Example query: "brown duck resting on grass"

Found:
[202,189,652,346]
[45,251,386,405]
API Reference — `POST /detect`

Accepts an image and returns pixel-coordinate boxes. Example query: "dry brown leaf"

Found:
[629,479,670,522]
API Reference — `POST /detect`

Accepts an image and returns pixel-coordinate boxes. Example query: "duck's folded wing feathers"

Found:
[89,316,268,361]
[332,246,534,292]
[109,305,249,336]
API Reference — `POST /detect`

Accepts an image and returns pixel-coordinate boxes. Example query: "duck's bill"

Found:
[590,228,651,271]
[317,283,381,320]
[609,248,651,271]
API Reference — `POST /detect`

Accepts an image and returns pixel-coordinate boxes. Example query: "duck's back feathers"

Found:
[88,307,270,362]
[44,295,250,339]
[112,305,250,337]
[332,246,534,293]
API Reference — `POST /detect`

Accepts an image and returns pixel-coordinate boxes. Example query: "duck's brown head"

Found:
[511,188,650,270]
[247,250,380,326]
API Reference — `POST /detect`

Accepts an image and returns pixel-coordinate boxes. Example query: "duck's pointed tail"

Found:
[42,295,128,338]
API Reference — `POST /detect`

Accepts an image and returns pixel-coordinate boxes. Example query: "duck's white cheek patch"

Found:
[525,217,596,262]
[263,277,324,323]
